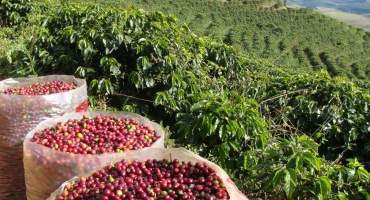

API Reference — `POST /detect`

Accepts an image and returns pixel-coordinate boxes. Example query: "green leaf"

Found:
[286,156,298,168]
[89,79,99,91]
[284,168,297,200]
[357,167,370,180]
[359,102,368,113]
[158,39,169,51]
[104,79,114,95]
[337,192,349,200]
[302,151,321,171]
[237,155,248,169]
[271,169,285,188]
[314,176,331,199]
[190,102,204,112]
[183,124,193,138]
[116,33,124,44]
[70,32,77,43]
[102,35,108,47]
[181,23,190,32]
[201,114,215,139]
[110,65,121,76]
[200,114,213,139]
[165,55,175,67]
[296,157,303,172]
[257,132,268,149]
[278,137,291,148]
[224,124,233,137]
[265,149,280,160]
[78,39,94,60]
[213,117,220,134]
[176,89,186,99]
[254,161,276,172]
[348,169,356,181]
[171,73,181,88]
[228,141,240,151]
[154,91,169,106]
[75,66,86,77]
[208,117,217,136]
[218,125,226,140]
[145,77,155,88]
[83,46,93,61]
[218,143,230,160]
[97,78,105,94]
[301,139,319,155]
[128,71,142,89]
[124,35,132,44]
[141,56,150,70]
[230,91,242,101]
[78,38,87,50]
[86,67,96,74]
[359,189,370,200]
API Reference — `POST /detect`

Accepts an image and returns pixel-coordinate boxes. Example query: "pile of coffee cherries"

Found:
[30,115,161,154]
[0,80,77,95]
[0,80,80,199]
[56,158,229,200]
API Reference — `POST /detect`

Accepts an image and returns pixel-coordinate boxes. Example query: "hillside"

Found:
[0,0,370,199]
[78,0,370,85]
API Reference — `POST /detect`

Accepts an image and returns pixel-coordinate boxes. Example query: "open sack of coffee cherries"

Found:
[0,75,87,199]
[23,111,165,200]
[47,148,249,200]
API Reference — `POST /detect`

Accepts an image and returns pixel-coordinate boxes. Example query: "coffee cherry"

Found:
[56,159,230,200]
[0,80,77,95]
[30,115,160,154]
[0,79,85,199]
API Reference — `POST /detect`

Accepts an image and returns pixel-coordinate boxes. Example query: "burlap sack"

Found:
[24,111,165,200]
[0,75,87,199]
[47,147,249,200]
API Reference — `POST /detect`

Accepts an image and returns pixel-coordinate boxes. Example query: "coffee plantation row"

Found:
[0,0,369,199]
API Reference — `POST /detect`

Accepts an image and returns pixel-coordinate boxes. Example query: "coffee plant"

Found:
[1,1,369,199]
[0,0,31,26]
[251,68,370,167]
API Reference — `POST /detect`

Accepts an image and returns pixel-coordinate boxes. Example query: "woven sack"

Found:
[0,75,87,199]
[47,147,249,200]
[24,111,165,200]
